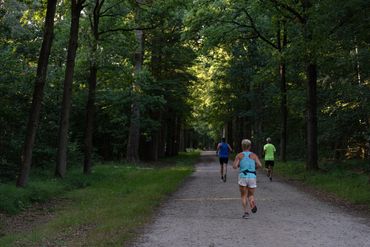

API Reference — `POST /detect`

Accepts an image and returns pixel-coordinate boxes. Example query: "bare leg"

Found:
[248,188,257,213]
[267,165,271,177]
[247,188,255,208]
[220,165,223,178]
[239,186,248,213]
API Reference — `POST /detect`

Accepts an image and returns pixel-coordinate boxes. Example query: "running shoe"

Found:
[223,174,227,182]
[251,205,257,213]
[242,212,249,219]
[269,177,272,182]
[221,176,224,182]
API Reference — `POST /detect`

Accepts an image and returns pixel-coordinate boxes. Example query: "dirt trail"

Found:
[132,151,370,247]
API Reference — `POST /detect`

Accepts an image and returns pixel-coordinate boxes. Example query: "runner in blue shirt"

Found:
[216,137,233,182]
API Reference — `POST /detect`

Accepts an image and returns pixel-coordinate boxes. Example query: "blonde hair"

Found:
[241,139,251,150]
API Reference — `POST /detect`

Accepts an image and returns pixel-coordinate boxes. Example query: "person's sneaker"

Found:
[269,177,272,182]
[221,176,224,181]
[251,205,257,213]
[242,212,249,219]
[223,174,227,182]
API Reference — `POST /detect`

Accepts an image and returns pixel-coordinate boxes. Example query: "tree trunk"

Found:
[250,84,263,156]
[126,1,144,162]
[84,63,97,174]
[83,0,102,174]
[158,112,167,157]
[147,31,162,160]
[302,0,318,170]
[56,0,84,178]
[165,114,174,156]
[126,100,141,162]
[227,120,233,150]
[231,117,237,152]
[17,0,58,187]
[278,22,288,162]
[306,63,318,170]
[279,62,287,162]
[189,129,194,150]
[151,131,160,160]
[174,116,180,155]
[179,123,185,152]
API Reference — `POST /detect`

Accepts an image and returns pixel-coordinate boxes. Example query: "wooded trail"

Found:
[132,151,370,247]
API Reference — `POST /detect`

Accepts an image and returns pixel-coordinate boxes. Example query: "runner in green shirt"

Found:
[263,137,276,181]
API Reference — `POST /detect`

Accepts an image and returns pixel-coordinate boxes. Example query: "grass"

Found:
[274,160,370,207]
[0,151,199,246]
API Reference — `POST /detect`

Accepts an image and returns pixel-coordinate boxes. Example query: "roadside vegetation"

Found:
[0,152,199,246]
[274,160,370,208]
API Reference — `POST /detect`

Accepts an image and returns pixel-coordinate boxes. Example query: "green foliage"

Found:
[1,0,369,183]
[275,161,370,206]
[0,168,90,215]
[0,152,199,246]
[185,0,370,159]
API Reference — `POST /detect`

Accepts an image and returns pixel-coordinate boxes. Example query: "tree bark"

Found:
[306,63,318,170]
[279,62,287,161]
[179,123,185,152]
[126,0,144,162]
[126,98,141,162]
[83,0,103,174]
[56,0,84,178]
[303,0,318,170]
[278,22,288,162]
[17,0,58,187]
[165,114,174,156]
[84,62,97,174]
[174,116,180,155]
[158,112,167,157]
[147,31,162,161]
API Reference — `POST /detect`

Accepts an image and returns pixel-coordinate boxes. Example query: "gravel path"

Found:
[132,151,370,247]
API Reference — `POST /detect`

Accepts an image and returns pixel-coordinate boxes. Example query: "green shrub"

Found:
[275,161,370,207]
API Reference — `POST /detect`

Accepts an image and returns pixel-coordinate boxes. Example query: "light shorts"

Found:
[238,177,257,188]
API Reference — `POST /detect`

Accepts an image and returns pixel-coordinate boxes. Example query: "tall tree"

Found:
[242,8,290,160]
[302,0,318,170]
[83,0,104,174]
[268,0,318,169]
[126,0,144,163]
[17,0,58,187]
[56,0,85,178]
[277,21,288,162]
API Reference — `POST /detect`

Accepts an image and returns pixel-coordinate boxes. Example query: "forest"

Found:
[1,0,370,187]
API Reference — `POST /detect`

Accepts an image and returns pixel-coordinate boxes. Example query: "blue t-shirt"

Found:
[218,142,229,158]
[239,151,256,179]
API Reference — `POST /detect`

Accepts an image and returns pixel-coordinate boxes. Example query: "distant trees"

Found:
[0,0,369,186]
[185,0,370,168]
[0,0,197,186]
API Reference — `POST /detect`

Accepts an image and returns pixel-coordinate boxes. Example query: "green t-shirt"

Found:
[264,143,276,161]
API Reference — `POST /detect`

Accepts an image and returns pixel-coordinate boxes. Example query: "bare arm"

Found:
[251,153,262,169]
[228,144,233,152]
[233,153,242,169]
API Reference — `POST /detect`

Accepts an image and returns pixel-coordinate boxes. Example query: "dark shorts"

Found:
[265,160,274,167]
[219,157,228,165]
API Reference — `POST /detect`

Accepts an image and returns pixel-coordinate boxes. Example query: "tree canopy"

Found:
[0,0,369,185]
